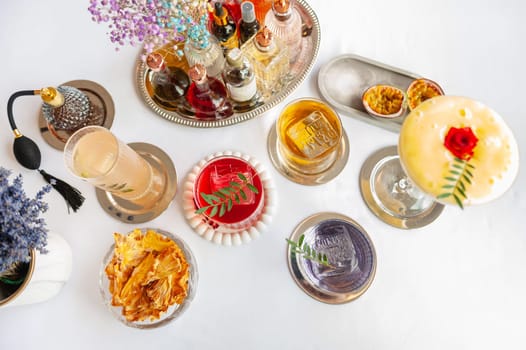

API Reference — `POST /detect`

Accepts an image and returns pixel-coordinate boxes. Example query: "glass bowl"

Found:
[99,228,198,329]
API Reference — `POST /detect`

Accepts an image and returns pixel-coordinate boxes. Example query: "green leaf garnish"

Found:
[195,173,259,218]
[438,158,475,209]
[246,183,259,194]
[239,189,247,201]
[286,234,332,267]
[210,205,218,217]
[214,191,227,199]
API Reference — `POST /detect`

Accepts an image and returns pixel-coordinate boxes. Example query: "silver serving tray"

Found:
[136,0,320,128]
[318,54,421,133]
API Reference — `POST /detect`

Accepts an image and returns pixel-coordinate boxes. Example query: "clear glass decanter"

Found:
[184,35,225,79]
[186,64,233,120]
[241,26,289,100]
[264,0,302,64]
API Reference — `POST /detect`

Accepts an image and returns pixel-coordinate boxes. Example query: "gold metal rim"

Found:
[0,249,36,307]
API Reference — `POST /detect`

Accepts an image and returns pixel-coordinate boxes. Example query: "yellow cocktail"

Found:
[399,96,519,207]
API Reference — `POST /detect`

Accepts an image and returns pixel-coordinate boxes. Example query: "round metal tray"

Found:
[136,0,320,128]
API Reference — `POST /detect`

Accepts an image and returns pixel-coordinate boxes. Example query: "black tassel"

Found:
[39,169,85,213]
[8,89,86,213]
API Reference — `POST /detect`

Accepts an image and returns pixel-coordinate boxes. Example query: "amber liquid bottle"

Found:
[239,1,260,44]
[146,53,190,111]
[212,2,239,51]
[186,64,233,120]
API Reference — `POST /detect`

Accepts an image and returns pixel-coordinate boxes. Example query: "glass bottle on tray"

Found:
[242,26,289,100]
[145,53,190,111]
[223,48,262,111]
[184,34,225,79]
[186,64,233,120]
[211,2,239,51]
[264,0,302,64]
[238,1,260,45]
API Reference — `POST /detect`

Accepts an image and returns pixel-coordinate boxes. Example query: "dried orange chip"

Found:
[105,229,190,322]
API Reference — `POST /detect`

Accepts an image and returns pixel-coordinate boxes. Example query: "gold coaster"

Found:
[39,80,115,150]
[95,143,177,224]
[359,146,444,229]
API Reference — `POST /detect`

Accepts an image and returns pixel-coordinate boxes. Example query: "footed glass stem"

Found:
[371,154,435,218]
[360,146,444,229]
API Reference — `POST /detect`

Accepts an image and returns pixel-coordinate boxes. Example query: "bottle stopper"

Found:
[226,48,244,66]
[188,64,207,84]
[40,87,65,107]
[146,53,165,72]
[255,27,273,48]
[273,0,291,14]
[241,1,256,23]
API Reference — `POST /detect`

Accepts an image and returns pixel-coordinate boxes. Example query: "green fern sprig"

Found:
[195,173,259,218]
[286,234,332,267]
[437,157,475,209]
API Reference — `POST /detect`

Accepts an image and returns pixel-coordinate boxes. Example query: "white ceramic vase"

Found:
[0,233,72,308]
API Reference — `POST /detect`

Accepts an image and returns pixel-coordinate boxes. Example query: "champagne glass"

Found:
[360,96,519,229]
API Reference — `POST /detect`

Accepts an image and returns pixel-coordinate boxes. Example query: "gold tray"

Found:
[136,0,320,128]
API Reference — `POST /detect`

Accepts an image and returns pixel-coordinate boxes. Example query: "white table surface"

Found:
[1,0,525,349]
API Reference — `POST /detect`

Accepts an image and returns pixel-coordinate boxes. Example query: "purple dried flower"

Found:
[0,167,51,273]
[87,0,209,60]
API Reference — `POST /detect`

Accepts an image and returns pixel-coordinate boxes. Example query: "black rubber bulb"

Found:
[13,135,42,170]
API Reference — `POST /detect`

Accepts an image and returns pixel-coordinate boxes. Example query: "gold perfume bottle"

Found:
[40,86,91,132]
[241,26,289,100]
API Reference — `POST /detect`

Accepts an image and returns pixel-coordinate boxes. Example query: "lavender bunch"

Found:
[0,168,50,274]
[88,0,209,59]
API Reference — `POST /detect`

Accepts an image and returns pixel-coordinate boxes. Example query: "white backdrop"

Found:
[0,0,525,349]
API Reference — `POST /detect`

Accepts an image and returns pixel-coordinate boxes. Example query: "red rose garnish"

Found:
[444,127,478,160]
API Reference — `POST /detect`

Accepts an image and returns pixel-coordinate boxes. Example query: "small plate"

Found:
[318,54,420,132]
[287,212,377,304]
[95,142,177,224]
[267,122,349,185]
[359,146,444,229]
[99,228,198,329]
[183,151,275,246]
[136,0,320,128]
[39,80,115,150]
[362,84,406,119]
